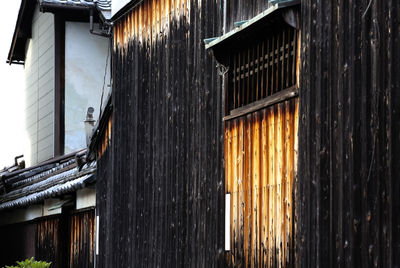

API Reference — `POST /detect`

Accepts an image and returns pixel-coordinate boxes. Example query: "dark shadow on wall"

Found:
[0,220,36,267]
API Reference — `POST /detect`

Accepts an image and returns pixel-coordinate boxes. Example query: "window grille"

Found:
[227,24,298,113]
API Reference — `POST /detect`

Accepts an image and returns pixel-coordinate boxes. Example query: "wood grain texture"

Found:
[225,98,298,267]
[297,0,400,267]
[99,0,225,267]
[97,1,303,267]
[36,217,61,267]
[68,209,95,268]
[97,0,400,267]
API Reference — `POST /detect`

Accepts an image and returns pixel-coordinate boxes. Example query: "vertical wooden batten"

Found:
[298,0,400,266]
[54,14,65,157]
[98,1,225,266]
[217,11,300,265]
[224,98,298,267]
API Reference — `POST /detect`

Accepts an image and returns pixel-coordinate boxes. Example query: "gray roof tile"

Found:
[0,152,96,211]
[40,0,112,19]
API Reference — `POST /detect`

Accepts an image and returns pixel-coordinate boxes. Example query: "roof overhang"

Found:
[110,0,142,22]
[111,0,131,18]
[39,0,112,21]
[7,0,111,65]
[205,0,300,64]
[7,0,36,65]
[0,149,96,211]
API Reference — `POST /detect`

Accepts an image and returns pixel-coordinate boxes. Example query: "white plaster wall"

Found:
[0,205,43,226]
[64,22,111,154]
[0,190,96,225]
[42,198,62,216]
[76,187,96,210]
[24,6,55,166]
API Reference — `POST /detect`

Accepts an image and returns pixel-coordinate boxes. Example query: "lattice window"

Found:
[227,23,298,113]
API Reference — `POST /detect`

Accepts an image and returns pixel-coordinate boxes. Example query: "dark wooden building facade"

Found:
[0,209,95,267]
[297,0,400,267]
[93,0,400,267]
[96,1,225,266]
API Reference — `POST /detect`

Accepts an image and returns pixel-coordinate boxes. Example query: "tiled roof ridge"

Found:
[0,174,94,210]
[0,164,95,204]
[12,159,76,189]
[0,161,96,211]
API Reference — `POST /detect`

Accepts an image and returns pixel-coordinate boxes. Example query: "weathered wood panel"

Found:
[96,145,113,267]
[36,216,61,267]
[298,0,400,267]
[97,113,112,159]
[0,210,94,268]
[35,211,95,267]
[225,98,298,267]
[98,0,225,267]
[68,209,95,268]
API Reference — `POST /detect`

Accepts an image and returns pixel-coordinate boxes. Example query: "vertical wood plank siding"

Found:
[96,147,113,266]
[104,1,226,267]
[36,217,61,267]
[96,0,281,267]
[97,114,113,159]
[225,98,298,267]
[298,1,400,267]
[35,211,95,268]
[68,209,95,268]
[97,0,400,266]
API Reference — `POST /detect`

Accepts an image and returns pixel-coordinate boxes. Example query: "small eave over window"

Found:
[205,0,300,119]
[205,0,300,53]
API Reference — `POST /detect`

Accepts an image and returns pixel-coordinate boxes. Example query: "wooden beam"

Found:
[224,85,298,121]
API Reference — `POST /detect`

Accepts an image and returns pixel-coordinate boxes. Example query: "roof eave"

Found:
[39,1,94,12]
[205,0,300,51]
[7,0,112,65]
[7,0,30,65]
[39,1,112,22]
[110,0,142,22]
